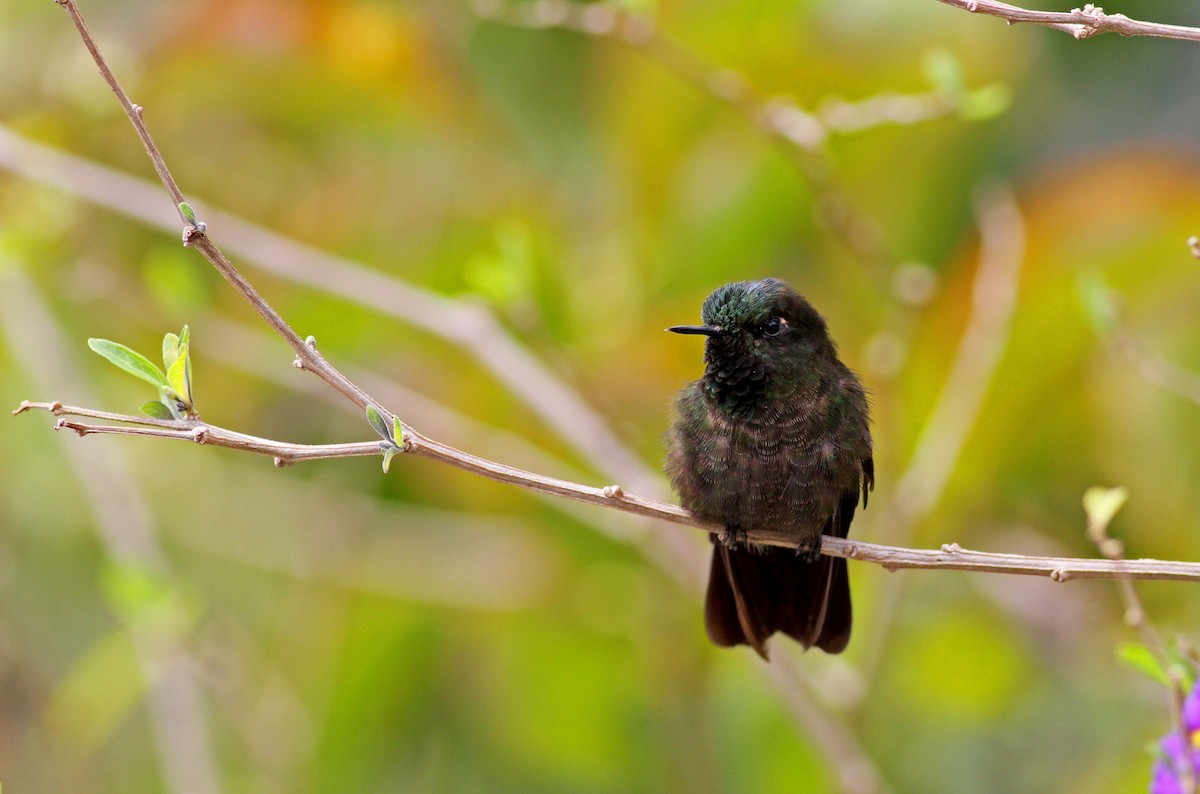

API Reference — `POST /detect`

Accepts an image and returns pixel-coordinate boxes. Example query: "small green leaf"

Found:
[366,404,391,442]
[393,416,404,447]
[158,387,184,420]
[1084,486,1129,531]
[88,338,170,390]
[167,342,191,407]
[179,202,197,225]
[382,444,399,473]
[140,401,174,420]
[1116,642,1170,686]
[162,332,180,372]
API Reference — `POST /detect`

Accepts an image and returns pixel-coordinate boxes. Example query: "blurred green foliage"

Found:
[5,0,1200,792]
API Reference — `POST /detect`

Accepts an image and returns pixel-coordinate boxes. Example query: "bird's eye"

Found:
[762,317,784,338]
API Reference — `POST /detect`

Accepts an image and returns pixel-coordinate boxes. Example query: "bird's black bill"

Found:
[667,324,723,337]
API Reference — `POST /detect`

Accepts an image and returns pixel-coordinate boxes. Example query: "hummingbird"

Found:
[665,278,873,659]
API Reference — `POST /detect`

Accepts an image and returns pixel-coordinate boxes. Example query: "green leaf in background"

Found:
[87,338,170,390]
[45,628,143,755]
[1116,642,1170,686]
[1083,485,1129,532]
[167,342,191,407]
[143,247,213,315]
[959,83,1012,121]
[101,561,175,622]
[464,220,536,307]
[140,401,174,420]
[366,404,392,443]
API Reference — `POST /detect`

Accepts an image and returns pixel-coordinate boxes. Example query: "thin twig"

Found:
[17,400,1200,582]
[936,0,1200,42]
[12,402,378,465]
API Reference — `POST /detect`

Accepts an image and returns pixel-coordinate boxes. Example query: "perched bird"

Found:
[666,279,873,658]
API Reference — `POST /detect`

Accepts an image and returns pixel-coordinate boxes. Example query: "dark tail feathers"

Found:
[704,538,851,659]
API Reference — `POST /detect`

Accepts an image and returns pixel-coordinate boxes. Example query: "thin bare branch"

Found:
[13,399,179,427]
[936,0,1200,42]
[19,401,1200,583]
[55,420,381,465]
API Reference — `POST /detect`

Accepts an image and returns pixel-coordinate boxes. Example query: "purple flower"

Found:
[1152,713,1200,794]
[1153,758,1185,794]
[1184,687,1200,733]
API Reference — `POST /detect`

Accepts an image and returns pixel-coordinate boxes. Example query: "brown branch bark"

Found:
[936,0,1200,42]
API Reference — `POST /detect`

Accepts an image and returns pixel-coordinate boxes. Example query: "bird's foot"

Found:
[719,526,748,550]
[795,536,823,563]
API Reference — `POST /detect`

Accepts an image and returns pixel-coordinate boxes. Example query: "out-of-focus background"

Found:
[3,0,1200,791]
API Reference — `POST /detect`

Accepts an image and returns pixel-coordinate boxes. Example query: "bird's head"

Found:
[669,278,837,416]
